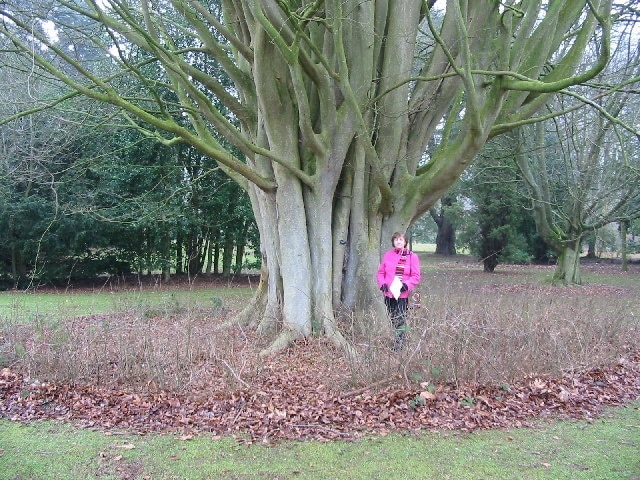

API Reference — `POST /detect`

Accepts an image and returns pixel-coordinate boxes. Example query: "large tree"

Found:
[0,1,615,352]
[517,113,640,285]
[515,26,640,285]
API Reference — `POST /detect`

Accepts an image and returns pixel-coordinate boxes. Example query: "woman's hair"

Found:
[391,231,407,247]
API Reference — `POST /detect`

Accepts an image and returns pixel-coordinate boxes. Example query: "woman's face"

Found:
[393,235,406,249]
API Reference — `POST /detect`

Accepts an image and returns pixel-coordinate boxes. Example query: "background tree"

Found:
[514,32,640,284]
[456,136,552,272]
[0,1,617,352]
[0,81,258,285]
[429,192,461,256]
[0,27,260,285]
[0,57,95,286]
[628,218,640,266]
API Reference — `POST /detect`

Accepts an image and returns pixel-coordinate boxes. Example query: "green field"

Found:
[0,403,638,479]
[0,287,253,320]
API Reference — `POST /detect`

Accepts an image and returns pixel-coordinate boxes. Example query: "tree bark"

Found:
[586,234,597,259]
[175,235,184,275]
[620,220,629,273]
[234,225,247,275]
[430,198,457,256]
[553,238,583,285]
[161,230,172,282]
[222,230,234,277]
[483,254,499,273]
[435,219,457,256]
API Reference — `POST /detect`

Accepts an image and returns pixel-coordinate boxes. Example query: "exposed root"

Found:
[325,328,359,364]
[259,328,360,363]
[259,330,302,357]
[222,274,266,329]
[255,303,280,335]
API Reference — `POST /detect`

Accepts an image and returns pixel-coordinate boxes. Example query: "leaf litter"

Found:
[1,343,638,443]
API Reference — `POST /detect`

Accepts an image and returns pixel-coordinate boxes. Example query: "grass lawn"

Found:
[0,287,254,320]
[0,403,638,479]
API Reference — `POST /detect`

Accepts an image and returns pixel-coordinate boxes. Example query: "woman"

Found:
[376,232,421,349]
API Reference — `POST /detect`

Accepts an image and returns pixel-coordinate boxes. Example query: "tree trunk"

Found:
[585,231,597,259]
[620,220,629,273]
[204,235,212,274]
[160,229,172,282]
[234,221,248,274]
[234,154,382,357]
[430,200,457,256]
[435,221,457,256]
[175,235,184,275]
[483,254,499,273]
[11,247,27,284]
[213,241,220,275]
[436,221,455,254]
[187,235,204,275]
[222,230,234,277]
[553,238,583,285]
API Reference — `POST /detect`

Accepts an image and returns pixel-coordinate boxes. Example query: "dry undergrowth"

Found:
[1,261,638,397]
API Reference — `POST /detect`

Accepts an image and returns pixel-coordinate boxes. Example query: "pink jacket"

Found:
[376,248,421,299]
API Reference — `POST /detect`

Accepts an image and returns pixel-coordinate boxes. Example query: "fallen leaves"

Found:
[1,346,639,443]
[419,390,437,402]
[116,443,136,450]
